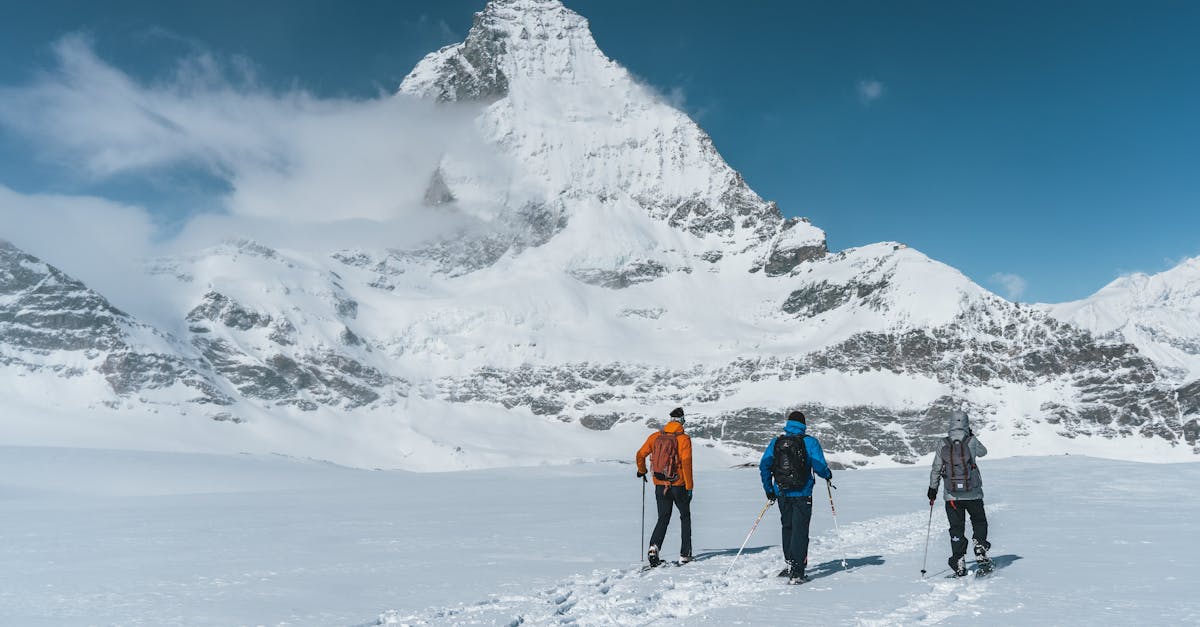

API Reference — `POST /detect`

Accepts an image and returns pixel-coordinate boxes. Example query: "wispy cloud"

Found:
[856,79,885,105]
[415,14,460,46]
[991,272,1028,300]
[0,34,491,223]
[0,35,510,323]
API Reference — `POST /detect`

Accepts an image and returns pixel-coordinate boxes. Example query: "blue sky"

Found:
[1,0,1197,302]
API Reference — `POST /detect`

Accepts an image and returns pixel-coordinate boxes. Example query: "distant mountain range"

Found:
[2,0,1196,468]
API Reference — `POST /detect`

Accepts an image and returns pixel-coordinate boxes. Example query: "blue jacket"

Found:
[759,420,832,497]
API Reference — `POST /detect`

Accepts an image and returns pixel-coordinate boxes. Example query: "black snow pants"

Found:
[649,484,692,557]
[945,498,988,559]
[779,495,814,570]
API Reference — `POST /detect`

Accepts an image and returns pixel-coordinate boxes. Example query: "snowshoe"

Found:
[647,547,663,568]
[679,554,694,564]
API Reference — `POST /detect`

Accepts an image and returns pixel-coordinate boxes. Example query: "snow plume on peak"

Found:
[400,0,825,262]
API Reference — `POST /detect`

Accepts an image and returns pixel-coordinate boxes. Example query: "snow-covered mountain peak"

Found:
[400,0,612,101]
[1049,254,1200,382]
[398,0,825,268]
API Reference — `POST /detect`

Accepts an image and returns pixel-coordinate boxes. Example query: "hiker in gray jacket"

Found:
[927,410,991,576]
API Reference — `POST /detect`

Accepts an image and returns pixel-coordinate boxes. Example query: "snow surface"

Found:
[2,445,1197,626]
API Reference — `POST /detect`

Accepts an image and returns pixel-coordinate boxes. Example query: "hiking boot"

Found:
[647,546,663,567]
[679,554,694,564]
[973,539,991,560]
[949,555,967,577]
[787,562,806,583]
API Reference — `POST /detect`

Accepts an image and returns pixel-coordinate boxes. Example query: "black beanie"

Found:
[787,410,806,424]
[670,407,685,419]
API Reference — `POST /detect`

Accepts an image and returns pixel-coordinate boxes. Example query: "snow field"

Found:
[2,447,1198,626]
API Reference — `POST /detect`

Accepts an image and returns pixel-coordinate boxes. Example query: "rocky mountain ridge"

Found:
[1,0,1197,468]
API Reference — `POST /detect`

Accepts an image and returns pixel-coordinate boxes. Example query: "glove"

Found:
[927,487,938,504]
[636,471,646,481]
[765,490,777,502]
[687,490,693,501]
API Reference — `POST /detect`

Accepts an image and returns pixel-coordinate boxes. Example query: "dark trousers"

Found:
[779,495,813,569]
[649,484,692,557]
[945,499,988,559]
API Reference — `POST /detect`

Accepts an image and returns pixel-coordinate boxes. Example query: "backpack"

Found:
[939,435,981,494]
[650,431,681,482]
[771,435,812,491]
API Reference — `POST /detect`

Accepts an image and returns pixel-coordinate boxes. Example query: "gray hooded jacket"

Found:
[928,411,988,501]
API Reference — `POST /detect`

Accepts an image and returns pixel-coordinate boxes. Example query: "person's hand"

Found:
[687,490,693,501]
[927,487,938,504]
[636,471,646,481]
[765,490,777,503]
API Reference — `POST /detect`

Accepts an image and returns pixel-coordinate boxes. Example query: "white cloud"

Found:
[856,79,885,105]
[0,36,520,325]
[991,272,1028,300]
[0,35,493,223]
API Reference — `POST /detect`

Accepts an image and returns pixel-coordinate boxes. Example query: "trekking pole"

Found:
[724,500,774,576]
[920,499,934,577]
[641,475,647,561]
[826,480,848,569]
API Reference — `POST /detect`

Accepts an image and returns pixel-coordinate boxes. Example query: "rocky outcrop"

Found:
[0,240,230,406]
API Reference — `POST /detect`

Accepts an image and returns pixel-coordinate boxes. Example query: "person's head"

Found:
[669,407,685,424]
[787,410,806,425]
[948,410,969,433]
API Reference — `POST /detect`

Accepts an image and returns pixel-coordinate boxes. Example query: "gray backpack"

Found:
[939,435,981,494]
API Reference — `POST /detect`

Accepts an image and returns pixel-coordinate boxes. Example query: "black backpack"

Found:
[771,435,812,491]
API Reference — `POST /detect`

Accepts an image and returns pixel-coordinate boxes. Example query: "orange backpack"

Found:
[650,431,681,482]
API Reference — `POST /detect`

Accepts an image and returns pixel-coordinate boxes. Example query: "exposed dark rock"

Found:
[186,292,271,331]
[570,260,668,289]
[423,168,457,206]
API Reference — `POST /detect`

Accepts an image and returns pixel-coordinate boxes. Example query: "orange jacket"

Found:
[635,420,693,490]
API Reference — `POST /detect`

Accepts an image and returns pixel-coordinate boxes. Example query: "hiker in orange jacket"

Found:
[635,406,694,566]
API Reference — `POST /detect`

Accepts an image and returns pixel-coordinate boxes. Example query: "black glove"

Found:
[637,471,646,481]
[687,490,693,501]
[765,490,777,502]
[927,487,938,503]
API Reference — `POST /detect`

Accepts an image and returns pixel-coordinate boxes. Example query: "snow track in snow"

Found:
[376,504,1010,626]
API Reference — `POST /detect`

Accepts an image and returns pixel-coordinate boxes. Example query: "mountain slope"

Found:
[1,0,1197,467]
[0,239,230,411]
[1048,255,1200,384]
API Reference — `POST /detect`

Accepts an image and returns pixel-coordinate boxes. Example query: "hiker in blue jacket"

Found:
[759,410,832,583]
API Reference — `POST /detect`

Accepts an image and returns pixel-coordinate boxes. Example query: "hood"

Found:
[663,420,685,434]
[948,410,970,440]
[783,420,808,436]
